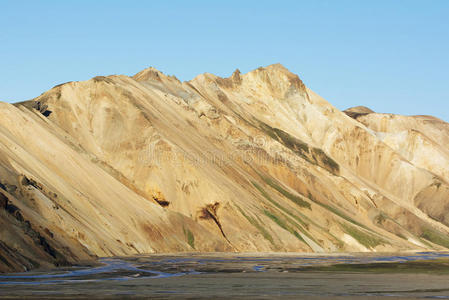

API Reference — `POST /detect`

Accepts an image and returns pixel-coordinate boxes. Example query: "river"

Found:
[1,252,449,299]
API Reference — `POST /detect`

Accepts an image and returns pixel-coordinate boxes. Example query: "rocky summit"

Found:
[1,64,449,272]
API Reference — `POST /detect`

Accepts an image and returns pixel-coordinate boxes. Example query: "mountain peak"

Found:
[132,66,181,83]
[252,63,291,74]
[265,62,289,70]
[243,64,307,96]
[133,66,165,81]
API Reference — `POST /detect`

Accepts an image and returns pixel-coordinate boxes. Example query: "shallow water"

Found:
[1,252,449,299]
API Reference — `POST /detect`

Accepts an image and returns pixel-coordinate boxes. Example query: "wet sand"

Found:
[1,252,449,299]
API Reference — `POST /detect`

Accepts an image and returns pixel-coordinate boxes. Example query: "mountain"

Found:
[1,64,449,272]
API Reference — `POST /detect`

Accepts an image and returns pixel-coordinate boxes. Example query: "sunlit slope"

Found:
[1,64,449,272]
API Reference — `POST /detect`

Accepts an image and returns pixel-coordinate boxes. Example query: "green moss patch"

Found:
[261,177,311,209]
[311,147,340,173]
[420,227,449,249]
[307,192,369,230]
[297,259,449,274]
[183,227,195,249]
[264,210,306,244]
[252,182,319,244]
[235,205,274,245]
[341,223,385,249]
[258,121,339,174]
[259,122,309,157]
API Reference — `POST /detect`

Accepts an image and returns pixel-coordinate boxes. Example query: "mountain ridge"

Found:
[1,64,449,272]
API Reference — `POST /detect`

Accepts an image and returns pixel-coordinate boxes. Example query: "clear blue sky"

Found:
[1,1,448,121]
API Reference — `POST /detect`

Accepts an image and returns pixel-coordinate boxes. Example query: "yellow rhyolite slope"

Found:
[1,64,448,272]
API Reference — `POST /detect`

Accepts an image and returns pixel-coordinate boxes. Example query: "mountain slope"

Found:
[1,64,448,272]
